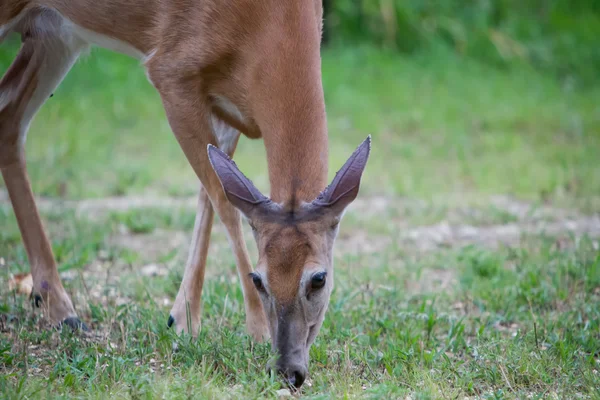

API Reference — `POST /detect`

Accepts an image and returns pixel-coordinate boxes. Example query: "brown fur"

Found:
[263,226,311,302]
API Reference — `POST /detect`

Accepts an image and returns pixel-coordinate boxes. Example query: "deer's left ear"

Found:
[207,144,269,216]
[312,135,371,214]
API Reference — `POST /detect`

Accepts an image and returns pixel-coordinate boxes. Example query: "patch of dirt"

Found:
[409,268,458,295]
[74,196,197,219]
[399,216,600,251]
[0,190,198,219]
[350,194,585,225]
[109,229,189,262]
[336,229,393,256]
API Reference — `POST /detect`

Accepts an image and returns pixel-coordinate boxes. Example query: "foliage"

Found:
[325,0,600,84]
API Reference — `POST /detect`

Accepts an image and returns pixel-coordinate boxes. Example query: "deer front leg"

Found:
[2,162,83,329]
[150,71,269,341]
[1,39,86,330]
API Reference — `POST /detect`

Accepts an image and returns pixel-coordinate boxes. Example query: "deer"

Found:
[0,0,371,388]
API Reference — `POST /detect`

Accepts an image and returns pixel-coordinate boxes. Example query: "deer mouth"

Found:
[306,324,317,345]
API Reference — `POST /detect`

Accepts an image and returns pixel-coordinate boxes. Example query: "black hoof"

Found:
[61,317,89,332]
[32,293,43,308]
[167,315,175,328]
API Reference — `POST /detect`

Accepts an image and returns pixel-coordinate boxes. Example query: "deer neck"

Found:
[245,6,328,207]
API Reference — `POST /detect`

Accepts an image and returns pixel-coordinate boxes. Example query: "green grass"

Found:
[1,36,600,399]
[1,206,599,398]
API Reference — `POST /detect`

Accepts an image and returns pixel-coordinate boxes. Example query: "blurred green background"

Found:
[324,0,600,84]
[0,0,599,210]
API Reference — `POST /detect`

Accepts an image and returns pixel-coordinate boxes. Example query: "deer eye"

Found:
[250,273,266,293]
[310,272,327,290]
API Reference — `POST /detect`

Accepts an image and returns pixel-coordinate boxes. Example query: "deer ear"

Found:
[313,135,371,214]
[207,145,269,216]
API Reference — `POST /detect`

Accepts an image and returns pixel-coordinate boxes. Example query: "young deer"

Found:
[0,1,370,387]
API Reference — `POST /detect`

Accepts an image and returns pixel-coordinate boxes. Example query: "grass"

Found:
[1,207,599,398]
[1,35,600,399]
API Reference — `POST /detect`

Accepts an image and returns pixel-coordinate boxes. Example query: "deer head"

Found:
[208,136,370,387]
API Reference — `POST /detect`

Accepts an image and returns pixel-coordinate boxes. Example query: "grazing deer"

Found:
[0,0,370,387]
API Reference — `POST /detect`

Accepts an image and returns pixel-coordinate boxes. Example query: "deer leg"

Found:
[168,184,214,336]
[0,36,86,328]
[148,67,269,341]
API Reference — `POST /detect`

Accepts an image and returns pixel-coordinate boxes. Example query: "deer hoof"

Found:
[61,317,89,331]
[31,293,43,308]
[167,314,175,328]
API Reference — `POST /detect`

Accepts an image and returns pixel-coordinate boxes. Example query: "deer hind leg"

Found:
[0,24,87,328]
[168,184,214,336]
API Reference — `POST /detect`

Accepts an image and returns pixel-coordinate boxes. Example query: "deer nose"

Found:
[283,365,307,388]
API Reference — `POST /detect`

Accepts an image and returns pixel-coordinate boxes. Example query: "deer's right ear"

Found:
[207,145,269,216]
